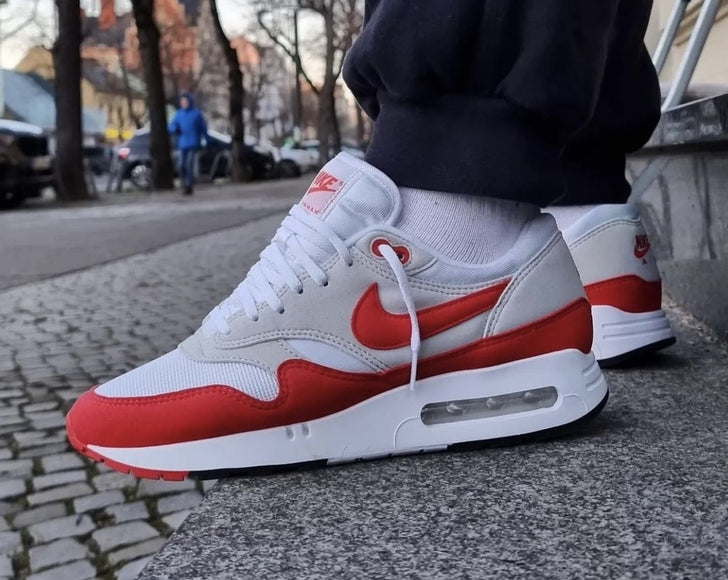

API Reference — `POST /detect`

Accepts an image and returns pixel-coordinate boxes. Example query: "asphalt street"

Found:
[0,178,307,291]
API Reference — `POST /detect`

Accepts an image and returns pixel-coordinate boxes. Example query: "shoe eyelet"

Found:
[322,281,329,287]
[279,309,286,314]
[296,288,304,295]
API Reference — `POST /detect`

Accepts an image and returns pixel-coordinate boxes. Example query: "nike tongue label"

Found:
[300,170,345,216]
[299,154,361,218]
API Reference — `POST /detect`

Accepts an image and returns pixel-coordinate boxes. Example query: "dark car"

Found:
[0,120,55,209]
[117,129,276,189]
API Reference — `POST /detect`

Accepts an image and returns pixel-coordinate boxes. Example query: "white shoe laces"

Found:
[204,204,421,391]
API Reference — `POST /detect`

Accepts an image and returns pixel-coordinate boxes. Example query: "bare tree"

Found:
[53,0,90,201]
[256,0,362,162]
[130,0,175,190]
[117,43,143,129]
[209,0,248,181]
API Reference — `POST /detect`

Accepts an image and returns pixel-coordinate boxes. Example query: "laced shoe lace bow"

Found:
[204,204,421,390]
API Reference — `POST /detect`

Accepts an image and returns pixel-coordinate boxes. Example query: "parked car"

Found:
[278,142,319,177]
[116,129,277,190]
[0,119,55,209]
[297,139,367,169]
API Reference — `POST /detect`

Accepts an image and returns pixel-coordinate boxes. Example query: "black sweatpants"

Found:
[343,0,661,207]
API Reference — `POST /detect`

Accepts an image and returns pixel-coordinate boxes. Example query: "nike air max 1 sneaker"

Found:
[66,153,608,480]
[554,204,675,366]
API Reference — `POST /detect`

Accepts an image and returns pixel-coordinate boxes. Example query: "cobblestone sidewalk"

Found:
[0,214,283,579]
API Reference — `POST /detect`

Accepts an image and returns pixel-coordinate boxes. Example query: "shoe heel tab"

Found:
[563,204,642,244]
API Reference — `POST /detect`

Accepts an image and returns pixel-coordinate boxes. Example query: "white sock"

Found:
[395,188,539,264]
[545,205,596,231]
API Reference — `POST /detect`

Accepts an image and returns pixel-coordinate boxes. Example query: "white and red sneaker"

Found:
[555,204,676,366]
[66,153,608,480]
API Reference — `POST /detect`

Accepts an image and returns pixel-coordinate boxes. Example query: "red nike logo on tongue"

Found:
[301,171,344,215]
[352,280,510,350]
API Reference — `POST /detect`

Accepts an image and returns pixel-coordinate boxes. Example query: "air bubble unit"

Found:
[420,386,558,425]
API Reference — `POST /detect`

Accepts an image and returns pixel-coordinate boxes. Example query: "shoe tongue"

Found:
[299,152,401,239]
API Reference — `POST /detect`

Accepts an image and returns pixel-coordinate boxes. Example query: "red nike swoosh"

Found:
[352,280,510,350]
[634,246,650,259]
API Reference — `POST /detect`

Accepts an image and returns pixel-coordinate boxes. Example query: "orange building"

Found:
[81,0,200,96]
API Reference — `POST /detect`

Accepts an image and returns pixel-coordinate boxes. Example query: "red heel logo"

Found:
[634,235,651,260]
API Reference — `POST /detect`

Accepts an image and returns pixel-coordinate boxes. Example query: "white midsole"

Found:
[591,305,674,361]
[89,349,608,473]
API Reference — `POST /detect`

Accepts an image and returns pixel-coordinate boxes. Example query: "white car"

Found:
[279,143,319,176]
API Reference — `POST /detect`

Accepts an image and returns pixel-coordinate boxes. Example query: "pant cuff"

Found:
[365,93,564,206]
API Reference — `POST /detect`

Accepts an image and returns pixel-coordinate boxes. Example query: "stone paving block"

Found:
[29,538,88,572]
[33,469,87,491]
[0,459,33,477]
[14,431,66,449]
[28,412,67,430]
[0,518,7,531]
[23,402,59,413]
[0,479,26,500]
[55,390,81,403]
[0,390,23,400]
[162,510,192,530]
[137,478,196,498]
[18,443,69,459]
[92,471,136,492]
[28,514,95,543]
[92,521,159,552]
[156,491,202,515]
[27,559,95,580]
[12,503,67,529]
[40,452,85,473]
[0,414,24,427]
[73,490,125,513]
[0,450,12,461]
[27,483,92,506]
[118,556,153,580]
[0,531,21,555]
[108,537,167,566]
[0,502,21,518]
[0,553,12,577]
[106,501,149,524]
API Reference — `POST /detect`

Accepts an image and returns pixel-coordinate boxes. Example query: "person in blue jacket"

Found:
[168,93,208,195]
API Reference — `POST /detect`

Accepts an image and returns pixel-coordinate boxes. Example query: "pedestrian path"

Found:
[0,214,284,579]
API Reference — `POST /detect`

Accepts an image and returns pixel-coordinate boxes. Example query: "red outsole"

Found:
[67,431,190,481]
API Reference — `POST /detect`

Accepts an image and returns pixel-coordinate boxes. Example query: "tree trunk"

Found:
[131,0,175,190]
[209,0,248,182]
[53,0,90,201]
[117,45,142,129]
[317,10,338,163]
